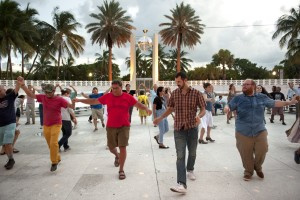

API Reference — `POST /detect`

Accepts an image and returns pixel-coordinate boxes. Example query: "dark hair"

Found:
[175,72,187,80]
[139,90,145,95]
[125,84,130,87]
[257,85,271,97]
[112,80,122,87]
[272,86,276,92]
[165,88,168,94]
[203,82,211,89]
[5,88,13,94]
[61,89,70,95]
[229,83,234,91]
[18,95,25,99]
[156,87,164,96]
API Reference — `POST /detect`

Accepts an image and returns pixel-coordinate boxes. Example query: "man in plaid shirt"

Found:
[154,72,206,194]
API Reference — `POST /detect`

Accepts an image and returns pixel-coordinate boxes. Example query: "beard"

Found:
[243,87,254,96]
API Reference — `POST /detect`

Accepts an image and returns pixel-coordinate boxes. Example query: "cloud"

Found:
[9,0,300,75]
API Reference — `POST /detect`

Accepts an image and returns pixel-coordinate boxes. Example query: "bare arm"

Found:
[103,87,111,95]
[153,107,174,125]
[134,101,152,115]
[70,85,77,93]
[17,76,36,99]
[152,104,157,118]
[73,98,100,105]
[81,92,89,98]
[274,96,298,107]
[56,83,63,91]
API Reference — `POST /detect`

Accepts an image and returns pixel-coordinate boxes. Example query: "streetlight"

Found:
[88,72,92,81]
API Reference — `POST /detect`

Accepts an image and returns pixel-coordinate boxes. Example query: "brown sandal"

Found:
[114,155,119,167]
[119,171,126,180]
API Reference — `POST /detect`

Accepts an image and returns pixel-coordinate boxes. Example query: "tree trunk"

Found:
[222,64,226,80]
[21,51,24,77]
[56,45,62,80]
[108,47,112,81]
[25,52,39,79]
[176,35,181,73]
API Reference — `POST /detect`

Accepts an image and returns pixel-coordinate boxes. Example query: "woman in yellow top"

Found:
[137,90,149,124]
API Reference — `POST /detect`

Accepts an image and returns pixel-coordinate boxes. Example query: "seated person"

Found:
[214,96,226,115]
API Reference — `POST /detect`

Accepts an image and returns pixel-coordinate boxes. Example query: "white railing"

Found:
[1,79,299,94]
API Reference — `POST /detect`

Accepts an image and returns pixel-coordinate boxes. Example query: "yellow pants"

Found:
[43,124,62,164]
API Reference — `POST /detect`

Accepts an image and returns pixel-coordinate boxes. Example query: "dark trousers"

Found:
[129,106,133,122]
[58,120,72,149]
[39,104,43,126]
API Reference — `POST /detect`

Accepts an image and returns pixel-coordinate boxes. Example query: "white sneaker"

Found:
[170,183,187,193]
[187,171,196,180]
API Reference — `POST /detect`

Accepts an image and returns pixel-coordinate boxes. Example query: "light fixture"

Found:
[138,29,152,51]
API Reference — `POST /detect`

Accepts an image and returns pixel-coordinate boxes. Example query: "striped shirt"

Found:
[168,87,206,131]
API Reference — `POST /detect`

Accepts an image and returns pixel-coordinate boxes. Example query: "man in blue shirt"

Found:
[82,87,107,132]
[225,79,298,181]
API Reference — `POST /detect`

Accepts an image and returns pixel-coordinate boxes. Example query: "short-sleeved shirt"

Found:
[122,90,136,96]
[89,93,104,109]
[168,87,206,131]
[61,96,72,121]
[36,94,68,126]
[153,96,164,110]
[0,91,18,127]
[229,93,275,137]
[138,95,148,106]
[98,92,137,128]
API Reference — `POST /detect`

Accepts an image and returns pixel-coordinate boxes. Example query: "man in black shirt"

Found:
[270,86,286,125]
[122,84,136,123]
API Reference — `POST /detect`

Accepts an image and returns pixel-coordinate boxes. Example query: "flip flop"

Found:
[119,171,126,180]
[0,152,5,155]
[13,148,19,153]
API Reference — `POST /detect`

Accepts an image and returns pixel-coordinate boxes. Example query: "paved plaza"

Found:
[0,109,299,200]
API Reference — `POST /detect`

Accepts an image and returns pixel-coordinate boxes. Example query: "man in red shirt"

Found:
[17,77,75,172]
[74,80,152,180]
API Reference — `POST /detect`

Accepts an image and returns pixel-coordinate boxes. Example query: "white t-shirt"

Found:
[61,96,72,121]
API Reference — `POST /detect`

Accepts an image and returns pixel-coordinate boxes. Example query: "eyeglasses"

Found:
[242,84,253,86]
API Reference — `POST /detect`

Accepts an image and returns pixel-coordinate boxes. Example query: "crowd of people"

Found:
[0,73,299,195]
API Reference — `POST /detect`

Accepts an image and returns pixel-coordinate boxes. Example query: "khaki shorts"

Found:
[92,108,104,121]
[106,126,130,149]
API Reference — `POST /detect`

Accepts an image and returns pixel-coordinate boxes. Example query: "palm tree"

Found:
[86,0,135,81]
[95,50,115,81]
[212,49,234,80]
[0,0,22,79]
[146,44,170,80]
[272,5,300,49]
[169,49,193,72]
[19,3,39,77]
[50,7,85,80]
[159,1,205,72]
[25,21,56,79]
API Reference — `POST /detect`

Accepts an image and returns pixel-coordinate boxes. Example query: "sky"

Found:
[13,0,300,76]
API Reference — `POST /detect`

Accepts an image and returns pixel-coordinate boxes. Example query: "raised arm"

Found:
[103,86,111,95]
[81,92,89,99]
[17,76,36,99]
[56,83,63,91]
[70,85,77,93]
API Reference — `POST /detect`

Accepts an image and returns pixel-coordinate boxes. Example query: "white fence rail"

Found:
[1,79,299,94]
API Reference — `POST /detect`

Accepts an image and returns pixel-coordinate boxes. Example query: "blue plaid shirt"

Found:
[229,93,275,137]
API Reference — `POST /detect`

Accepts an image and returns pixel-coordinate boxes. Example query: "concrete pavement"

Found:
[0,109,299,200]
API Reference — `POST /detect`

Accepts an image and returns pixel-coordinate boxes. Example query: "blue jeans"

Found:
[174,127,198,186]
